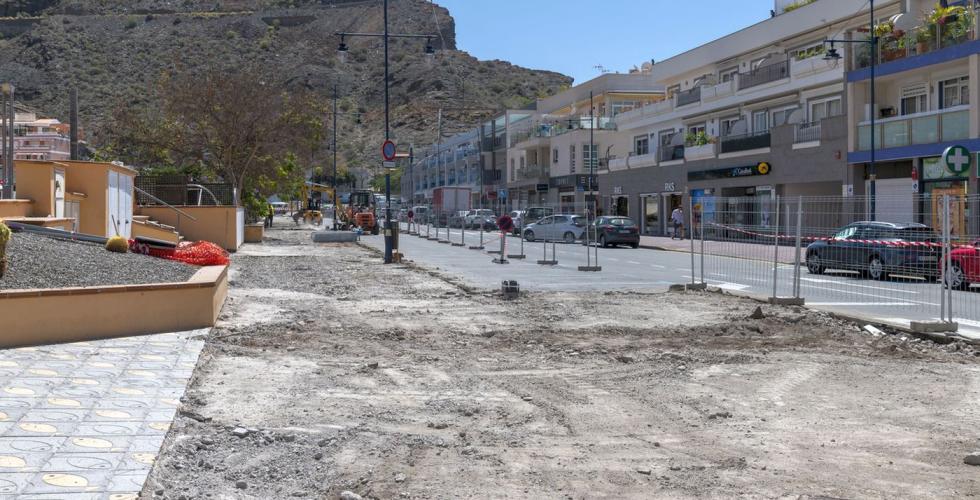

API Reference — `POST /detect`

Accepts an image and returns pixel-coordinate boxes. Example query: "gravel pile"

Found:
[0,231,198,290]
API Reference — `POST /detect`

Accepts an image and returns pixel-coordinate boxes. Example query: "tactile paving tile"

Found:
[0,330,206,498]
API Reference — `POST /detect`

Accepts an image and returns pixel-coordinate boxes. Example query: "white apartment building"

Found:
[505,73,663,212]
[601,0,878,236]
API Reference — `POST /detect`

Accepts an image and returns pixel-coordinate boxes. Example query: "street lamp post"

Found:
[336,0,436,263]
[824,0,876,219]
[332,84,339,231]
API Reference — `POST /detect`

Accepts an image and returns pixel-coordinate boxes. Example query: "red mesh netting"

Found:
[129,240,230,267]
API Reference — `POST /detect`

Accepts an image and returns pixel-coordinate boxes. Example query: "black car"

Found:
[805,222,940,280]
[586,216,640,248]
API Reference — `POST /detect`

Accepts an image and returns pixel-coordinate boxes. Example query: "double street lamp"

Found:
[823,0,877,219]
[335,0,437,263]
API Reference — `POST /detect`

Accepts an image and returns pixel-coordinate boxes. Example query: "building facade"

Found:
[845,0,979,233]
[597,0,884,236]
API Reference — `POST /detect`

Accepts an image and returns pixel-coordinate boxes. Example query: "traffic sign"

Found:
[943,145,971,176]
[497,215,514,233]
[382,140,397,162]
[382,161,396,169]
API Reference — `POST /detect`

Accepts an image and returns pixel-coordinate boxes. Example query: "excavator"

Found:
[293,182,338,226]
[345,190,380,235]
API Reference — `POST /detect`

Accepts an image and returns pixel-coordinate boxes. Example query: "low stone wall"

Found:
[0,265,227,348]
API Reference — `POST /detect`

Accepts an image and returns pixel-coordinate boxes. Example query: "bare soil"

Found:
[142,224,980,499]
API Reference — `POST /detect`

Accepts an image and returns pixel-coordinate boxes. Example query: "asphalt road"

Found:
[352,222,980,339]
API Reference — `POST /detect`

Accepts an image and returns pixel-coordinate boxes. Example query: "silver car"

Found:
[523,215,586,243]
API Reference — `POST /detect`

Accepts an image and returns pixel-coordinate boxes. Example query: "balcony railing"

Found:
[794,121,822,143]
[517,164,550,179]
[659,145,684,162]
[553,116,616,136]
[676,86,702,107]
[720,130,772,153]
[738,60,790,90]
[854,18,978,70]
[857,107,969,151]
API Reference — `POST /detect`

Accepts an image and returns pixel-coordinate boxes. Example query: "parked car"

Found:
[587,216,640,248]
[943,241,980,290]
[805,222,941,281]
[465,209,497,230]
[448,210,469,228]
[524,207,554,226]
[410,206,429,223]
[509,210,525,235]
[523,215,586,243]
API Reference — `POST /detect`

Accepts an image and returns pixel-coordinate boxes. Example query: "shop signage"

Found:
[924,157,966,180]
[687,162,772,182]
[536,183,549,192]
[942,145,971,176]
[664,182,676,191]
[612,186,623,195]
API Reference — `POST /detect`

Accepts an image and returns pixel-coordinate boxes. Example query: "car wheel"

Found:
[564,232,576,244]
[806,253,825,274]
[524,230,535,242]
[630,242,639,249]
[868,256,887,281]
[598,235,608,248]
[945,261,970,290]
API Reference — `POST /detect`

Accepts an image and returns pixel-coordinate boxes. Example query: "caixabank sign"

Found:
[688,162,771,182]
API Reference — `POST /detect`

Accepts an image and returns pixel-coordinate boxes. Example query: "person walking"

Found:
[670,206,684,240]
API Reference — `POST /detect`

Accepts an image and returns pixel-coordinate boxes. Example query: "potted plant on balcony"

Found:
[929,3,974,47]
[914,25,934,54]
[874,21,905,62]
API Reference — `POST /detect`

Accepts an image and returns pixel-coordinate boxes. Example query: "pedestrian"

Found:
[671,206,684,240]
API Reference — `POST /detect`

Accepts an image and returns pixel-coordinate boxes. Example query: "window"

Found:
[519,156,525,169]
[792,42,826,61]
[719,67,739,83]
[809,97,841,122]
[941,76,969,109]
[752,110,769,133]
[570,145,576,173]
[583,144,598,169]
[634,135,650,156]
[510,159,515,180]
[688,123,707,137]
[772,106,799,127]
[901,84,928,115]
[834,226,858,239]
[552,148,559,164]
[719,116,742,137]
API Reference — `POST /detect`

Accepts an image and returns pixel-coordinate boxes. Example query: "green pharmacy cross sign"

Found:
[943,145,972,176]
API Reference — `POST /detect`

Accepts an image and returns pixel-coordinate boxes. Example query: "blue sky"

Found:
[436,0,776,84]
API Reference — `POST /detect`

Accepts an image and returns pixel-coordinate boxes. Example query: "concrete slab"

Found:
[311,231,359,243]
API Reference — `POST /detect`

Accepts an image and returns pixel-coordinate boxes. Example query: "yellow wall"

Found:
[13,160,137,237]
[0,200,32,219]
[13,161,54,216]
[0,265,227,348]
[138,206,241,251]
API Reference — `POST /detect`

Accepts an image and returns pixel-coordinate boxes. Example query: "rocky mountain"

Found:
[0,0,571,176]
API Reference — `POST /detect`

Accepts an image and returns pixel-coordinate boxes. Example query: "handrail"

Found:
[134,186,198,221]
[188,183,221,206]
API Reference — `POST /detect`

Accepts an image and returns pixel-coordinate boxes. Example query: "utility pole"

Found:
[1,84,13,200]
[70,88,79,161]
[332,84,339,231]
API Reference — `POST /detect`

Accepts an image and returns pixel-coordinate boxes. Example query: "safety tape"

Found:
[705,221,974,249]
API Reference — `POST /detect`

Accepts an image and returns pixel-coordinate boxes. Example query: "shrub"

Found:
[105,236,129,254]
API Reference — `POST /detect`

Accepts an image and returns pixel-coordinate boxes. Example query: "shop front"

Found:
[921,155,970,238]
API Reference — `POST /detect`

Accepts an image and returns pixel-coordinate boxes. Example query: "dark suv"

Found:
[805,222,940,280]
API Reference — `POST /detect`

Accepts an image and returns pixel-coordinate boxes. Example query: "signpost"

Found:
[382,140,397,162]
[492,215,513,265]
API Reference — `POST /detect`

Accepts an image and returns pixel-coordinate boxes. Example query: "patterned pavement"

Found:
[0,330,206,499]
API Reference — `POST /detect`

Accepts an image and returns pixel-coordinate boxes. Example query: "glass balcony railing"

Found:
[676,86,702,107]
[857,107,969,151]
[854,17,977,70]
[720,130,772,153]
[738,60,790,90]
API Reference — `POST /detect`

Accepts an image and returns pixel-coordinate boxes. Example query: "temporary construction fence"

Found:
[690,194,979,332]
[399,201,605,270]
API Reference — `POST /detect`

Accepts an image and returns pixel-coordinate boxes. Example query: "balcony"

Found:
[854,15,977,71]
[659,145,684,163]
[676,86,701,107]
[857,107,969,151]
[738,60,790,90]
[794,121,822,143]
[721,130,771,153]
[553,116,616,136]
[684,142,717,161]
[701,80,736,102]
[517,164,549,180]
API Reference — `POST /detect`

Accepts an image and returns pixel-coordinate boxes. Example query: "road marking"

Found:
[809,302,918,306]
[801,278,920,294]
[650,264,666,269]
[627,261,642,265]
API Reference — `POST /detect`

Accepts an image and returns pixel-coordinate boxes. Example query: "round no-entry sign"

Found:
[943,145,972,176]
[382,140,397,162]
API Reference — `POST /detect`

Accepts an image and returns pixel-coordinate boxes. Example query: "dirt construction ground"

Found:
[141,224,980,499]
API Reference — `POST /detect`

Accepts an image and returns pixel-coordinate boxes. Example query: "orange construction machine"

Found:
[346,190,380,235]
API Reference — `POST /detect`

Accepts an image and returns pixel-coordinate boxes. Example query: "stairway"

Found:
[132,215,181,246]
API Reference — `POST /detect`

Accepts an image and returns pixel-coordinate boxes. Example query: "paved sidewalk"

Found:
[639,235,799,264]
[0,330,206,499]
